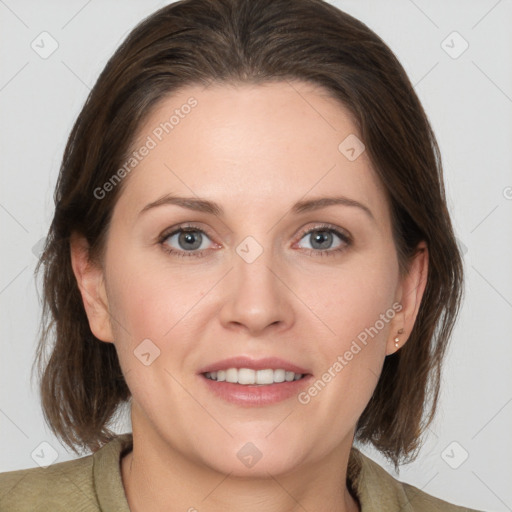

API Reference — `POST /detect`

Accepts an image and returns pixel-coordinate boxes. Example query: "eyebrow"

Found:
[138,194,375,222]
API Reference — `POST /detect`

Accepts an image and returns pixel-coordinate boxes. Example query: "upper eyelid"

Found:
[160,223,216,241]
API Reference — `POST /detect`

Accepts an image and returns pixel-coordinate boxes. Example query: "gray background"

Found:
[1,0,511,510]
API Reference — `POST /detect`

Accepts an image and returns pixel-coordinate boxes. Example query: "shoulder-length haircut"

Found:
[33,0,464,469]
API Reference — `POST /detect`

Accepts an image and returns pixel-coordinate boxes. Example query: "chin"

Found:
[192,434,309,478]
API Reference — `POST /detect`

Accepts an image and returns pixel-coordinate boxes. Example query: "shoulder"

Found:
[0,452,97,512]
[401,480,482,512]
[0,433,133,512]
[350,447,484,512]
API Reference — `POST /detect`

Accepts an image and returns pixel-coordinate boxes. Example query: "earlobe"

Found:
[386,241,429,355]
[69,232,114,343]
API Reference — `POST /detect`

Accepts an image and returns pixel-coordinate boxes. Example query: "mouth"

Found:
[197,356,312,406]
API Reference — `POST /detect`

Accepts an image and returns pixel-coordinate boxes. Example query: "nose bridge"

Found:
[235,239,276,294]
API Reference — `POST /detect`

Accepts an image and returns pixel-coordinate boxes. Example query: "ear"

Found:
[70,232,114,343]
[386,241,429,355]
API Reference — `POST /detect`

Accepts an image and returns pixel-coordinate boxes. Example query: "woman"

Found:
[0,0,483,510]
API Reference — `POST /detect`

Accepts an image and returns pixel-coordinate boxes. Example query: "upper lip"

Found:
[198,356,310,375]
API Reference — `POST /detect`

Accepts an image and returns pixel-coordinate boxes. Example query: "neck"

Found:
[121,431,360,512]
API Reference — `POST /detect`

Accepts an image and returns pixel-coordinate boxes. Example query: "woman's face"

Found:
[75,80,426,476]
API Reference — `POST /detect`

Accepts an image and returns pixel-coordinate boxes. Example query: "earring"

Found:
[394,328,404,348]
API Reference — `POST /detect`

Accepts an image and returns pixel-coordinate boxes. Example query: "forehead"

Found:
[115,80,390,227]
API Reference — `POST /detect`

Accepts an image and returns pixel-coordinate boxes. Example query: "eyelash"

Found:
[157,223,352,259]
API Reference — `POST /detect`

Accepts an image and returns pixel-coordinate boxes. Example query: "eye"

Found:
[158,224,216,258]
[157,222,351,259]
[295,224,351,257]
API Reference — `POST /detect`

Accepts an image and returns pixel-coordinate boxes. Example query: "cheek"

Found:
[296,248,399,408]
[106,249,209,342]
[296,258,398,434]
[299,249,399,343]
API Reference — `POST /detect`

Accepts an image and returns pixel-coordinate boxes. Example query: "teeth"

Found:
[204,368,304,385]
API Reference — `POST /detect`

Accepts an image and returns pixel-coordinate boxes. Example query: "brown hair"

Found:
[32,0,464,469]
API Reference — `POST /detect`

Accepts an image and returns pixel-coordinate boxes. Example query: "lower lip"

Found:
[199,374,313,406]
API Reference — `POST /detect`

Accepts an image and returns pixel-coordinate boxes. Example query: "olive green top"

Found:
[0,433,482,511]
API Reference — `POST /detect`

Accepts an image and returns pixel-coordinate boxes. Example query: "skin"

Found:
[71,80,428,512]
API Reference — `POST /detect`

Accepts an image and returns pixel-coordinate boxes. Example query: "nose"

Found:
[217,245,295,336]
